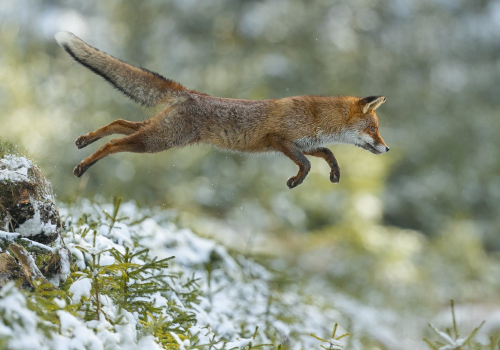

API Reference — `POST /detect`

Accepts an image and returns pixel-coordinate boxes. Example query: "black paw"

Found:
[73,163,87,178]
[75,135,93,149]
[330,167,340,184]
[286,176,303,189]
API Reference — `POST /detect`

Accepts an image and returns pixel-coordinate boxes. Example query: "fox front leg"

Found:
[268,134,311,189]
[304,147,341,184]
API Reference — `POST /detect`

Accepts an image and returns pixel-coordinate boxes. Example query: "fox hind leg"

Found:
[75,119,147,149]
[74,130,154,177]
[74,107,196,177]
[304,147,341,183]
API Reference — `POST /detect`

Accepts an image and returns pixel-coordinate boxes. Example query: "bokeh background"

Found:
[2,0,500,347]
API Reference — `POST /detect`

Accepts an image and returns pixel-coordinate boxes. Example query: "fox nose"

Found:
[385,146,390,152]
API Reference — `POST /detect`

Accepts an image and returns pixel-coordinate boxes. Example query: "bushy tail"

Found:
[55,32,187,107]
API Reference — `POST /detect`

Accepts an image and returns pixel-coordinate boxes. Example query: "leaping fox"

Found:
[55,31,389,189]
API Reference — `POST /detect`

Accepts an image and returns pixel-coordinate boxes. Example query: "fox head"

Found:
[345,96,389,155]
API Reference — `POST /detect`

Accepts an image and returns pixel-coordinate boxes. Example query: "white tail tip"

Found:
[54,31,75,47]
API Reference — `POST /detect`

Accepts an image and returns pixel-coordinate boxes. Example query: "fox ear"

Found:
[361,96,386,113]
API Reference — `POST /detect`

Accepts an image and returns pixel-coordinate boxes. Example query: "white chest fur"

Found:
[293,129,357,150]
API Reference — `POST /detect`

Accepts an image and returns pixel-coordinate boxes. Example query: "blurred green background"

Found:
[2,0,500,345]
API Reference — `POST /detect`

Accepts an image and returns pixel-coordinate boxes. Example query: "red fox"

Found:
[55,32,389,189]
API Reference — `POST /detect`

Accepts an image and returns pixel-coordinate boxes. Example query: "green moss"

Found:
[0,137,18,159]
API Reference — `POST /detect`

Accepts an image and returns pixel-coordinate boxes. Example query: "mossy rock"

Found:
[0,138,61,244]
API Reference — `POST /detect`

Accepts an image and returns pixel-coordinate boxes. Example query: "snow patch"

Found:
[69,278,92,304]
[0,155,32,182]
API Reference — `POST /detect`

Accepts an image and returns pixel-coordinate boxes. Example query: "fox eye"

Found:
[369,126,376,132]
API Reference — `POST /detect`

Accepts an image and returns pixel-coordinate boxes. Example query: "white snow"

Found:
[15,200,57,237]
[428,323,467,350]
[56,310,104,350]
[0,230,20,243]
[0,231,54,253]
[0,200,412,349]
[0,283,45,349]
[20,238,54,252]
[68,277,92,304]
[225,337,253,348]
[0,155,32,182]
[58,246,71,275]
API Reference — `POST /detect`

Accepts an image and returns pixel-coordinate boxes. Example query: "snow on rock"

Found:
[15,200,58,237]
[0,155,32,182]
[0,154,61,244]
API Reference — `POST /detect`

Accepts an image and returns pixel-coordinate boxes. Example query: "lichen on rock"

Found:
[0,139,62,245]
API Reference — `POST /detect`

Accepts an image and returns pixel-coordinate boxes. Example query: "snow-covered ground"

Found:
[0,200,419,349]
[0,200,344,349]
